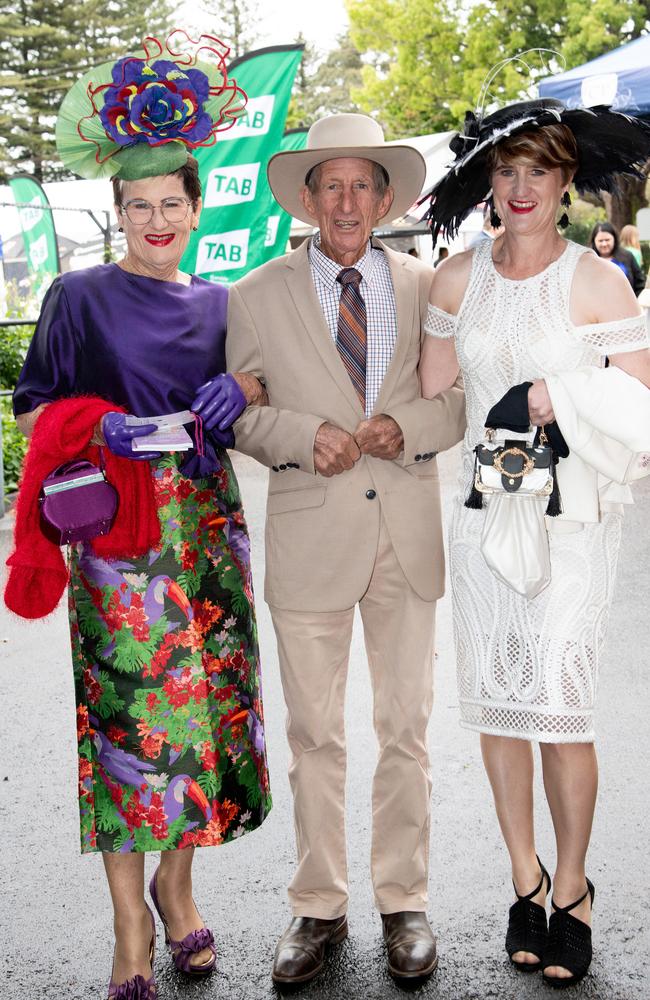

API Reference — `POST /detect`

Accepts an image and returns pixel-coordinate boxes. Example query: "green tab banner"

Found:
[264,127,308,256]
[181,45,304,284]
[8,175,60,295]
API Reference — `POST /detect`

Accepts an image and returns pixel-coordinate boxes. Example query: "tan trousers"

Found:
[269,517,436,919]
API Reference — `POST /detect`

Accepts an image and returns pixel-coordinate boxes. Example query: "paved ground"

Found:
[1,446,649,999]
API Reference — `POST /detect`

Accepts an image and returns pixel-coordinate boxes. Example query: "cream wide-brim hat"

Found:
[267,114,426,225]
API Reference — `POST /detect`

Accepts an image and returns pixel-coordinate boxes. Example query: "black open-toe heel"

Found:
[543,878,595,989]
[505,856,551,973]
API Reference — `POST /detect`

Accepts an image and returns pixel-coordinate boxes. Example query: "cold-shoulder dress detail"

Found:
[426,239,649,742]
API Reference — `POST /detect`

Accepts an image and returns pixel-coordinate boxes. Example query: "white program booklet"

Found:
[126,410,195,452]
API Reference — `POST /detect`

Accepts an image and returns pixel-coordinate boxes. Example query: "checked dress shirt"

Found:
[308,236,398,417]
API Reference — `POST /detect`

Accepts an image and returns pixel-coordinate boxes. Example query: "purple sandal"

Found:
[107,903,157,999]
[149,867,216,976]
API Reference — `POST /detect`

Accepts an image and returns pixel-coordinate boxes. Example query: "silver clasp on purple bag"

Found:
[39,451,119,545]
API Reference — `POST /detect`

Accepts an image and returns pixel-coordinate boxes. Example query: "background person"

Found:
[620,223,643,267]
[590,220,645,295]
[226,113,466,986]
[8,36,271,999]
[422,97,650,989]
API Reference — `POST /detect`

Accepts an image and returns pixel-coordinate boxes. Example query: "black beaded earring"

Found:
[490,200,502,229]
[558,191,571,230]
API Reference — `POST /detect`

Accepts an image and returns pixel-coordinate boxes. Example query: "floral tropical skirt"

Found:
[69,452,271,853]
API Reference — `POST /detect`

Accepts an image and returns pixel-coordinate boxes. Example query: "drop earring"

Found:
[558,191,571,230]
[489,198,502,229]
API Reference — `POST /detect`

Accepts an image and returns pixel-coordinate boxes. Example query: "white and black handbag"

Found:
[468,427,559,509]
[465,428,561,600]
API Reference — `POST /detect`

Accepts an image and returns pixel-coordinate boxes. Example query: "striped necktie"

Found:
[336,267,367,407]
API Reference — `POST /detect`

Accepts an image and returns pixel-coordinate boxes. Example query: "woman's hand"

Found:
[15,403,47,438]
[527,379,555,425]
[101,412,161,461]
[191,373,248,431]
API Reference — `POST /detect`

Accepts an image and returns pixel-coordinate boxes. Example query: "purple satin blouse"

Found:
[14,263,229,417]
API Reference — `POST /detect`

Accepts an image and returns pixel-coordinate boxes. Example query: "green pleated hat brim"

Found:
[114,141,189,180]
[56,58,212,180]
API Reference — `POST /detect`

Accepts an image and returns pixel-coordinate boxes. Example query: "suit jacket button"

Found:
[415,454,422,462]
[272,465,279,472]
[365,489,376,500]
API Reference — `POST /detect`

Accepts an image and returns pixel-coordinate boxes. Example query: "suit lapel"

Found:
[373,241,416,415]
[285,242,365,417]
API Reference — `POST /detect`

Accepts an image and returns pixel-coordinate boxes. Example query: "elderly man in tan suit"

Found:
[226,114,465,985]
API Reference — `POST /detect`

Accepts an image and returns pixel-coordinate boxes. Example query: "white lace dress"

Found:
[426,238,649,742]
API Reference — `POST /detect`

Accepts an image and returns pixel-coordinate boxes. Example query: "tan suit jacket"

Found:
[226,238,466,612]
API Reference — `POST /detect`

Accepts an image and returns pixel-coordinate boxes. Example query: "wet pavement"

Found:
[1,446,649,999]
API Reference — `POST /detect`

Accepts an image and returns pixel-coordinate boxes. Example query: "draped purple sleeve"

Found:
[12,264,230,475]
[13,264,229,418]
[13,278,81,415]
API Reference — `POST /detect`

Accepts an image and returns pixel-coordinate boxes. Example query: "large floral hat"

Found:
[56,31,247,180]
[427,96,650,244]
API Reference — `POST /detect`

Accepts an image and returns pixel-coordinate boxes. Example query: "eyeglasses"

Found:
[120,197,193,225]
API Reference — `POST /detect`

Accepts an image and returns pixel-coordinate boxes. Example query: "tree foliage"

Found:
[285,32,318,129]
[347,0,467,138]
[0,290,38,493]
[286,31,364,129]
[200,0,261,60]
[346,0,650,224]
[347,0,650,138]
[0,0,175,181]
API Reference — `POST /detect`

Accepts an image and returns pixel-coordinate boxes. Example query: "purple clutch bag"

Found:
[39,454,119,545]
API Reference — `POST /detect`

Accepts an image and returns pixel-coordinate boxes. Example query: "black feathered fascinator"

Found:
[427,96,650,245]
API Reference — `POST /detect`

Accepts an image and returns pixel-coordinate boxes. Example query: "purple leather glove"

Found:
[101,412,162,461]
[209,425,235,449]
[191,373,247,431]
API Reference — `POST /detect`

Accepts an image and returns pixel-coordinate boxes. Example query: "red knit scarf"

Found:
[5,397,161,619]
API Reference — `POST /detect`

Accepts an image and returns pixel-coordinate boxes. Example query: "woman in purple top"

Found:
[13,36,271,1000]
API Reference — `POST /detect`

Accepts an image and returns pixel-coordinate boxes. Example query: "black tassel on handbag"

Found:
[544,453,563,516]
[464,450,484,509]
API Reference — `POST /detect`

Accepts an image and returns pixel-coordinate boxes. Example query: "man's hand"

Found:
[232,372,269,407]
[528,379,555,426]
[353,414,404,460]
[313,422,361,477]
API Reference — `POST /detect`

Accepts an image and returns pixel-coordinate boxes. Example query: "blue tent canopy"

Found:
[538,34,650,119]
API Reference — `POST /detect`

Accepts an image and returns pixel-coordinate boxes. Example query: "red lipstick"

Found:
[144,234,175,246]
[508,202,535,214]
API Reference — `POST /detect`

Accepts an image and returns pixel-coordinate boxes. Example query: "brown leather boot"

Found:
[271,915,349,984]
[381,911,438,979]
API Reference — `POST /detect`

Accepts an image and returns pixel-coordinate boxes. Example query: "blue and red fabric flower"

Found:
[58,31,246,178]
[99,57,213,147]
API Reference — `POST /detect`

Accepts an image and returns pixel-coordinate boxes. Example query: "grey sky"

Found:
[186,0,350,56]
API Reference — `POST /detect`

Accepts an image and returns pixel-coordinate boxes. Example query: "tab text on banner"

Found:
[180,45,304,285]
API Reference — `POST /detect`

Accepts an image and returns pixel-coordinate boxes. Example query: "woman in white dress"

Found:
[420,99,650,988]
